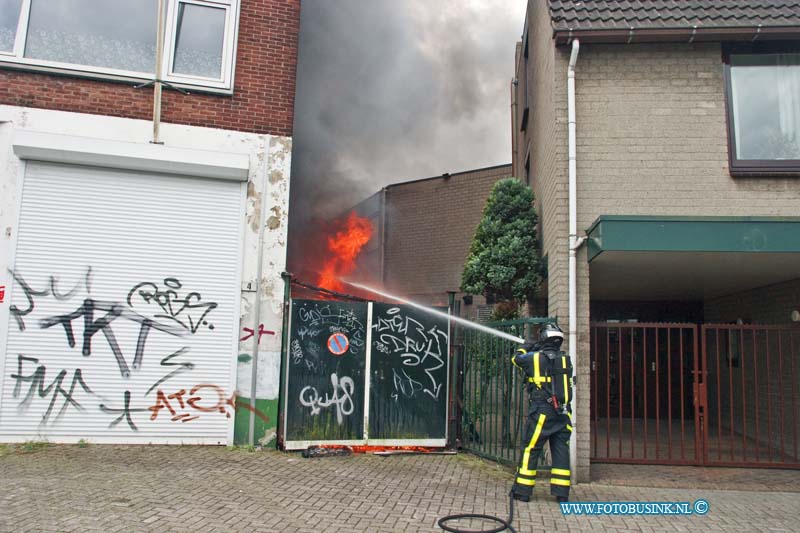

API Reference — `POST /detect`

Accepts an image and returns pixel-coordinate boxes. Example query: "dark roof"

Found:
[549,1,800,31]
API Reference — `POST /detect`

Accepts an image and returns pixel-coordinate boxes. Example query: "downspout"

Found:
[511,78,518,175]
[567,38,586,484]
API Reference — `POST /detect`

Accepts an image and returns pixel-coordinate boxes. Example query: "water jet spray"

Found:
[341,280,525,344]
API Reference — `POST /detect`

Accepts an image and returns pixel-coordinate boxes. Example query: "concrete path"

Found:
[1,444,798,532]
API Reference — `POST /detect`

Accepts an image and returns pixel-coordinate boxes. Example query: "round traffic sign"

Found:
[327,332,349,355]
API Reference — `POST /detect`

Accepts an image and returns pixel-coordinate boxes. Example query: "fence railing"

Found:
[702,324,800,468]
[590,322,699,465]
[589,321,800,469]
[455,317,555,466]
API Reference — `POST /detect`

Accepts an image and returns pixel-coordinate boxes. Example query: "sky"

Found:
[288,0,528,230]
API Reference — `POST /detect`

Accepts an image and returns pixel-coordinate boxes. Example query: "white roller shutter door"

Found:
[1,162,244,444]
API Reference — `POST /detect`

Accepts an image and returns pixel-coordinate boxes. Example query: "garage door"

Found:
[1,162,244,444]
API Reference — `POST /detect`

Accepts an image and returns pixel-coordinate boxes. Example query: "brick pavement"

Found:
[1,444,798,532]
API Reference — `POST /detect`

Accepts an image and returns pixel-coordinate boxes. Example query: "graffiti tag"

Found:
[299,373,355,425]
[127,277,217,334]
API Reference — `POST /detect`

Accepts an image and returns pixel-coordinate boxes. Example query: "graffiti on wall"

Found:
[284,299,450,443]
[373,306,447,402]
[4,268,269,433]
[299,373,355,424]
[127,277,217,334]
[240,324,276,344]
[290,302,365,426]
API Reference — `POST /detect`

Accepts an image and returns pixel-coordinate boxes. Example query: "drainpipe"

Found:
[511,78,518,175]
[567,38,586,484]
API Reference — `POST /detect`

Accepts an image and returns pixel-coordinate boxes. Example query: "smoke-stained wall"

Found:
[352,165,512,314]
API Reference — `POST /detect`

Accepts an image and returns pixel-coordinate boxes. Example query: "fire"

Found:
[317,211,373,292]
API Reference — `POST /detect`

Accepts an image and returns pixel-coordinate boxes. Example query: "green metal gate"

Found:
[281,298,450,449]
[455,317,554,466]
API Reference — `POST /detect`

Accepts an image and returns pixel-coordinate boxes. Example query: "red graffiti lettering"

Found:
[234,398,271,424]
[147,384,270,425]
[240,324,276,344]
[168,389,187,409]
[148,390,177,420]
[187,384,233,415]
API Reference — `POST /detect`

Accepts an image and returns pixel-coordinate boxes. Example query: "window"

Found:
[724,43,800,175]
[524,152,531,186]
[171,1,227,79]
[0,0,24,53]
[0,0,239,93]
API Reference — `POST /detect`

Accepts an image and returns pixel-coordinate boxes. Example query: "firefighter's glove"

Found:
[521,337,540,353]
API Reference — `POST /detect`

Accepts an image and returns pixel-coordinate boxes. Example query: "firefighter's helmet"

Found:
[539,323,564,348]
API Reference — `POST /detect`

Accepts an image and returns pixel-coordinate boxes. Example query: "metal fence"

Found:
[590,322,800,469]
[591,322,699,465]
[455,317,554,466]
[702,324,800,468]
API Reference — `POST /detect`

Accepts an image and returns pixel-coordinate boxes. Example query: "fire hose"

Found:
[437,492,516,533]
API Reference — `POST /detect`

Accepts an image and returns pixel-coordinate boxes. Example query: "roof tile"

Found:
[549,0,800,31]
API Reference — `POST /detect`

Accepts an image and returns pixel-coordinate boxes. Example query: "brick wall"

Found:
[382,165,512,307]
[0,0,299,136]
[575,42,800,228]
[576,45,800,464]
[705,278,800,324]
[518,0,592,481]
[524,24,800,478]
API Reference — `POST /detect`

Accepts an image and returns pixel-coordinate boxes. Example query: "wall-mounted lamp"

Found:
[791,310,800,322]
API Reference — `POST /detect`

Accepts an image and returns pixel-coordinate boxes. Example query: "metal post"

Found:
[152,0,165,144]
[276,272,292,449]
[248,147,272,447]
[447,291,456,449]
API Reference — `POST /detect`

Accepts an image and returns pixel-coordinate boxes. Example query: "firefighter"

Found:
[510,323,573,503]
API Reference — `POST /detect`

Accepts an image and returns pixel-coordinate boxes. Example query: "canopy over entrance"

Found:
[586,216,800,301]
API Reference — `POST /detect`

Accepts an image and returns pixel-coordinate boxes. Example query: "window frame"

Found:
[723,41,800,176]
[0,0,240,94]
[164,0,234,86]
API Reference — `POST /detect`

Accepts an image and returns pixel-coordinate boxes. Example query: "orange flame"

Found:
[317,211,373,292]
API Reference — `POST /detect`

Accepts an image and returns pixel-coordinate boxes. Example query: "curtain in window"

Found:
[777,54,800,159]
[24,0,157,74]
[0,0,23,52]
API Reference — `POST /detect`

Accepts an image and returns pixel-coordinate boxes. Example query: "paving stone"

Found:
[0,445,798,532]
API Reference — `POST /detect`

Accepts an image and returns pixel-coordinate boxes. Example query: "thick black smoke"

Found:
[288,0,526,274]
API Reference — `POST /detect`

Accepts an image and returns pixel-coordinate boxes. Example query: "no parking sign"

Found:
[327,332,349,355]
